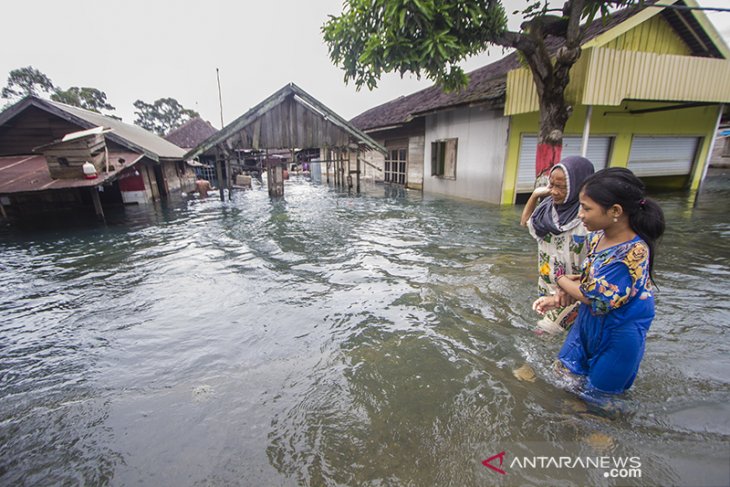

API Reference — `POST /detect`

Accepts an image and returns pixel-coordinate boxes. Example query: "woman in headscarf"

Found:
[520,156,595,334]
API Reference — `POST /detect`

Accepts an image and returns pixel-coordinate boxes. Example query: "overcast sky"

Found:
[1,0,728,129]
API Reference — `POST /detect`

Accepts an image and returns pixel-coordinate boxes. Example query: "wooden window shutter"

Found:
[444,138,457,179]
[431,141,439,176]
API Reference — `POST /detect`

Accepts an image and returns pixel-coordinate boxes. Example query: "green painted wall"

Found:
[501,102,720,204]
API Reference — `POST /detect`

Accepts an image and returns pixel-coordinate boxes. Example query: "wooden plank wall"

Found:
[225,96,350,150]
[0,106,80,156]
[43,134,107,179]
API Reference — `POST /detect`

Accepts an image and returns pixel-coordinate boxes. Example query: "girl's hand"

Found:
[532,296,558,315]
[556,288,576,307]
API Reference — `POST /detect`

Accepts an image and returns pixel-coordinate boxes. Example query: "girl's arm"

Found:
[556,274,591,306]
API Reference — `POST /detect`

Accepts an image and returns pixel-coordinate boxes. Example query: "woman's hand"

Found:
[532,185,551,198]
[533,295,559,315]
[520,185,551,226]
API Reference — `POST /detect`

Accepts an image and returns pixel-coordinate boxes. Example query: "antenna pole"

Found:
[216,68,224,128]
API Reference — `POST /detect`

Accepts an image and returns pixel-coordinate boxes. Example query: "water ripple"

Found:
[1,176,729,485]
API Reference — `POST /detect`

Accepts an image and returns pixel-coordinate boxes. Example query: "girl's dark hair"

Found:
[580,167,665,282]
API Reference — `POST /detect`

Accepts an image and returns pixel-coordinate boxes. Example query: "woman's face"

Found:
[549,168,568,204]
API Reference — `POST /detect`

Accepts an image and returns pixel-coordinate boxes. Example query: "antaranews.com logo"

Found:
[483,450,642,479]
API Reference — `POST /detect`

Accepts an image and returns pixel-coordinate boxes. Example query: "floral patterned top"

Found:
[580,231,653,315]
[528,218,588,329]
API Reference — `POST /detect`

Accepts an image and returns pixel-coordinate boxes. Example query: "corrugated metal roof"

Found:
[350,0,729,131]
[0,152,144,194]
[44,99,186,160]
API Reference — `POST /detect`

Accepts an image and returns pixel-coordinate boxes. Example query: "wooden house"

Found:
[351,0,730,204]
[0,96,191,221]
[186,83,385,198]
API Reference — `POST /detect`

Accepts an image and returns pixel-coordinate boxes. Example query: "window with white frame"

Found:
[385,147,407,185]
[431,138,457,179]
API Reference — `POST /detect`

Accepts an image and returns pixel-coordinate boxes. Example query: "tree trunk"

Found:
[500,0,585,183]
[535,86,571,179]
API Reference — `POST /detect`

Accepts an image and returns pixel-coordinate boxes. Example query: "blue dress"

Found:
[558,231,655,394]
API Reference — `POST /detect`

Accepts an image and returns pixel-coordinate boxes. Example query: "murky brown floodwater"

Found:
[1,172,729,486]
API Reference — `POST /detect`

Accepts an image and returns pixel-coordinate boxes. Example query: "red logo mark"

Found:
[482,451,507,475]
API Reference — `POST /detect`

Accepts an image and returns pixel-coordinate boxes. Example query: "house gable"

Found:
[0,105,80,156]
[188,83,384,159]
[603,14,691,56]
[506,1,730,115]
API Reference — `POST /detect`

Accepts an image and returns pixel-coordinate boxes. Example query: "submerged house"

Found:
[164,116,220,182]
[0,96,192,221]
[186,83,385,197]
[351,0,730,204]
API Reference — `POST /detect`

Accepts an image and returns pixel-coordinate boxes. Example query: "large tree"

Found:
[323,0,635,178]
[1,66,55,101]
[133,97,199,136]
[51,87,116,114]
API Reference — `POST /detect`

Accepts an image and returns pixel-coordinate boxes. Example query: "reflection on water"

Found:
[1,173,729,486]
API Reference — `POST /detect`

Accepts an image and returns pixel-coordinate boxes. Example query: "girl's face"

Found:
[578,191,614,231]
[548,168,568,204]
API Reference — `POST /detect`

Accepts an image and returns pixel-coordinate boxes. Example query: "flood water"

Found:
[1,172,729,486]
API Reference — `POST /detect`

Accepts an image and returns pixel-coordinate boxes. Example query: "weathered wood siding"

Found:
[358,120,427,187]
[357,148,385,183]
[161,160,192,193]
[0,106,79,156]
[407,136,425,190]
[42,134,107,179]
[226,96,350,150]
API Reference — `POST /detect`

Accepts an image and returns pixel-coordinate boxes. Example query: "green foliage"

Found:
[133,98,199,136]
[1,66,55,100]
[51,87,115,114]
[322,0,508,92]
[322,0,637,93]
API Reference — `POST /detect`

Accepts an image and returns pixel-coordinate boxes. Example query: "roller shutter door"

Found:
[516,135,612,192]
[627,137,699,177]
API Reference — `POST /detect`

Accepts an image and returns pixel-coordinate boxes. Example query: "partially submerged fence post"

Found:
[215,148,225,202]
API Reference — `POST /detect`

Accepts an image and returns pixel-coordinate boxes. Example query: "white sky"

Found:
[1,0,728,128]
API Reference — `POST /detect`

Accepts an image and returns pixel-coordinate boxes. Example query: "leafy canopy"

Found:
[323,0,508,92]
[1,66,55,100]
[51,87,116,114]
[322,0,635,93]
[1,66,116,116]
[133,98,199,136]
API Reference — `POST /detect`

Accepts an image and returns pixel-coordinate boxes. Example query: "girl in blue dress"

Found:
[533,167,665,394]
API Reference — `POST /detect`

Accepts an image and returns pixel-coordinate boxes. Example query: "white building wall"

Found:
[424,106,510,204]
